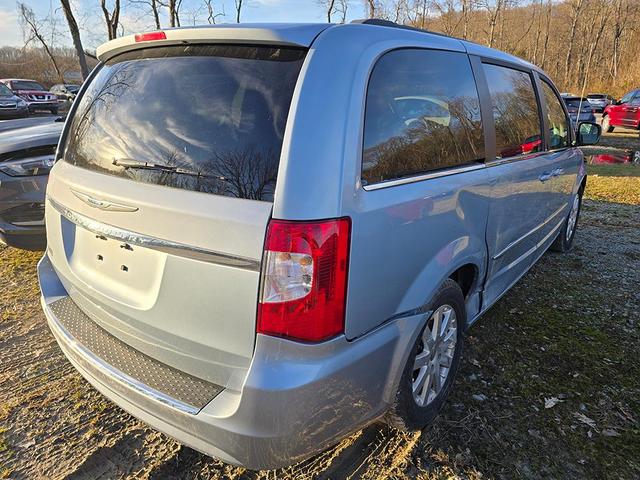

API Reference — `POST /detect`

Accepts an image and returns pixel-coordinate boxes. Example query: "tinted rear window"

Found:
[482,63,542,159]
[564,98,590,108]
[62,45,306,201]
[362,49,484,185]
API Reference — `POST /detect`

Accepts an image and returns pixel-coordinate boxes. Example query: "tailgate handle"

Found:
[48,196,261,271]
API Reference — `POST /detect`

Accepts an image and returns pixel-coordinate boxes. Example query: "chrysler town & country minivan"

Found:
[38,21,600,469]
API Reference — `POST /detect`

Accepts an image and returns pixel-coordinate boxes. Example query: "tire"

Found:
[386,279,465,431]
[551,188,583,253]
[601,114,614,133]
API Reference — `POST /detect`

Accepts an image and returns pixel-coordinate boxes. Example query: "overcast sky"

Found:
[0,0,368,50]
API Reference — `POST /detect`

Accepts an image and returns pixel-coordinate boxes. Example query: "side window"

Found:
[620,91,634,104]
[541,81,570,149]
[631,94,640,106]
[362,49,484,185]
[483,63,542,159]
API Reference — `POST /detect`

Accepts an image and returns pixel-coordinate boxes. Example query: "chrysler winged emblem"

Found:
[71,189,139,212]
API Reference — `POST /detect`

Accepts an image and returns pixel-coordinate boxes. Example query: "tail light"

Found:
[257,218,351,342]
[134,31,166,42]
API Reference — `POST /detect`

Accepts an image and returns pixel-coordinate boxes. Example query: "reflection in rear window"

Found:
[62,45,306,201]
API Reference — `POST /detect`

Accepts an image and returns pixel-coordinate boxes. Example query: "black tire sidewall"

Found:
[556,190,583,252]
[393,279,465,431]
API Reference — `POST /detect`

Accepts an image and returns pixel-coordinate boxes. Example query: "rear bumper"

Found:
[38,253,423,469]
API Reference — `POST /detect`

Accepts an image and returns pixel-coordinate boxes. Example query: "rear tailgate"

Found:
[45,42,306,391]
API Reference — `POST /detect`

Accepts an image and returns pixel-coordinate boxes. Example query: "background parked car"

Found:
[602,89,640,134]
[562,96,596,129]
[586,93,615,113]
[0,119,63,250]
[0,82,29,118]
[0,78,59,115]
[50,84,80,101]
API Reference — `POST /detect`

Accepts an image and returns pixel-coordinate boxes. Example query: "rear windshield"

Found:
[62,45,306,201]
[12,81,46,91]
[564,98,590,108]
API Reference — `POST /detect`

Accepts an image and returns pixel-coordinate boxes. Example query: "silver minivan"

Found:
[38,21,600,469]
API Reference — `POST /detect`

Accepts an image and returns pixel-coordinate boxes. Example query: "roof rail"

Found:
[350,18,431,35]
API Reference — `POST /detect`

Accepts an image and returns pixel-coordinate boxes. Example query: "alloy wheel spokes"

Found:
[412,304,458,407]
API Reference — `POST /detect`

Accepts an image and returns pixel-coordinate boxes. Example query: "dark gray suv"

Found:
[0,121,63,249]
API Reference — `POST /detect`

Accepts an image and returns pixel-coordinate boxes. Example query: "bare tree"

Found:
[18,3,61,79]
[364,0,377,18]
[563,0,585,85]
[317,0,337,22]
[478,0,508,48]
[129,0,161,28]
[59,0,89,79]
[408,0,429,29]
[158,0,182,27]
[204,0,224,24]
[100,0,121,40]
[234,0,243,23]
[610,0,631,82]
[335,0,348,23]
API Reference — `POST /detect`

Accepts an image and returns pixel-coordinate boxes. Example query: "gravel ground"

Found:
[0,132,638,480]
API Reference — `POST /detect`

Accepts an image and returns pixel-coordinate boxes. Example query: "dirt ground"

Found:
[1,130,639,480]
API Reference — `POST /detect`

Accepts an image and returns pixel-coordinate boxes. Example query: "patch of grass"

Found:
[588,163,640,177]
[0,427,9,454]
[584,163,640,204]
[585,176,640,204]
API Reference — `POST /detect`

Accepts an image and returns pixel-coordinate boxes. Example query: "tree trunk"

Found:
[540,0,551,70]
[59,0,89,79]
[235,0,243,23]
[100,0,120,40]
[563,0,584,86]
[151,0,161,28]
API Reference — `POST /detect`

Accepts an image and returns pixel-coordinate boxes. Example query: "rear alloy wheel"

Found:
[386,279,465,431]
[601,115,614,133]
[551,189,583,253]
[411,305,458,407]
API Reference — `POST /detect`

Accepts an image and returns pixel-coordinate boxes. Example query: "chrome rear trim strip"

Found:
[48,196,261,271]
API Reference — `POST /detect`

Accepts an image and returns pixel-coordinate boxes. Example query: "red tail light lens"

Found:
[257,218,351,342]
[134,31,166,42]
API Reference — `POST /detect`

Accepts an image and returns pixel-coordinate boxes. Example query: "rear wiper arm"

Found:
[113,158,177,172]
[112,158,222,179]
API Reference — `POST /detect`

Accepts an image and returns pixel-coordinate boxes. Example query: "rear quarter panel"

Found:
[274,25,489,339]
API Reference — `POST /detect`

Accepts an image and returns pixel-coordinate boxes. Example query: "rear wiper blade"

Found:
[112,158,222,179]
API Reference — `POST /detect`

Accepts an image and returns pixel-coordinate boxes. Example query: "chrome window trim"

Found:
[47,196,261,271]
[484,151,548,168]
[362,162,485,191]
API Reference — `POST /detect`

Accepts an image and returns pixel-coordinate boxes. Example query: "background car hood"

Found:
[0,121,64,155]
